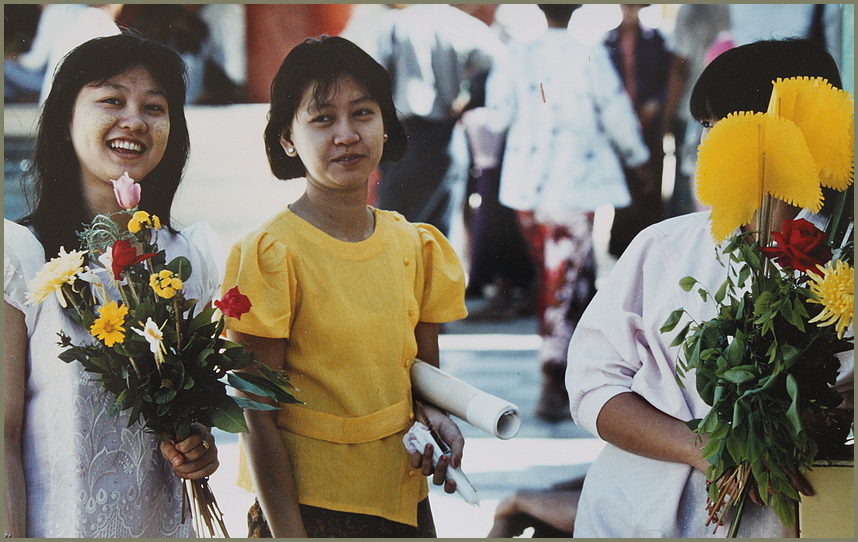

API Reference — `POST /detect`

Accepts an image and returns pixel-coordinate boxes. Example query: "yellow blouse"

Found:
[222,207,467,526]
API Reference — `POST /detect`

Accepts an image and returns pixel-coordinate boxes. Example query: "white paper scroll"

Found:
[410,360,522,440]
[403,422,480,505]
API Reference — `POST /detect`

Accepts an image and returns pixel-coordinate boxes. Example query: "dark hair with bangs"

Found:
[22,33,189,258]
[264,35,407,180]
[689,39,842,122]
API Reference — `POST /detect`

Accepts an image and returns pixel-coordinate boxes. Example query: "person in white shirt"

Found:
[566,39,852,538]
[485,4,650,421]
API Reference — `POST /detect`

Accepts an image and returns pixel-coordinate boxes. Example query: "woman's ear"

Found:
[280,131,297,157]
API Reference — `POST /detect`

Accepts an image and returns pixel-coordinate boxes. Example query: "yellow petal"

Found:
[768,77,854,190]
[696,111,822,241]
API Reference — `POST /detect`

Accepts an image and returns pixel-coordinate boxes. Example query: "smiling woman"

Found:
[5,34,224,538]
[70,65,171,217]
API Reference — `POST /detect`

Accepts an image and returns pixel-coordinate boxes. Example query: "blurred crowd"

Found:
[3,5,849,536]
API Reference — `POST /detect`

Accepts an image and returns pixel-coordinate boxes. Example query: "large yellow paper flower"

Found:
[696,77,854,241]
[807,260,854,339]
[90,301,129,347]
[768,77,854,190]
[25,247,88,307]
[696,111,822,241]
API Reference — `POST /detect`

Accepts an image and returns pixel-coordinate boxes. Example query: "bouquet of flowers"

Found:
[26,173,300,537]
[661,77,854,536]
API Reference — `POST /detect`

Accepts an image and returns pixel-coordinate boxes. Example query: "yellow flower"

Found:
[26,247,88,307]
[89,301,129,347]
[696,111,822,241]
[768,77,854,191]
[808,260,854,339]
[149,269,183,299]
[128,210,161,233]
[696,77,854,241]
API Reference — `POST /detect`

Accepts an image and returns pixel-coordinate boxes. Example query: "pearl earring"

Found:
[286,146,296,156]
[383,134,389,142]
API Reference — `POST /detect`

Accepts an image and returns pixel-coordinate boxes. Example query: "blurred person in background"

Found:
[484,4,650,421]
[661,3,730,218]
[371,4,505,237]
[604,3,672,258]
[37,4,122,103]
[4,4,78,103]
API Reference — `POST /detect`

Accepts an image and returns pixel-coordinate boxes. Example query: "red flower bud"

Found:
[215,286,252,320]
[759,218,832,273]
[111,239,157,280]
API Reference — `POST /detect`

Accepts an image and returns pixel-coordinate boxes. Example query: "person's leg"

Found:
[535,212,596,421]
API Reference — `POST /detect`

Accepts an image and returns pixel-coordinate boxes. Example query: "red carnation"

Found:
[759,218,832,273]
[111,239,157,280]
[215,286,252,320]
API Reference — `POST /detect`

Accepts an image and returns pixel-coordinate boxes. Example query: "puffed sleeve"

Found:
[4,220,45,332]
[415,223,468,323]
[221,230,297,339]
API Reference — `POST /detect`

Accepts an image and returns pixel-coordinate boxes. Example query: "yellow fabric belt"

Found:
[276,399,413,444]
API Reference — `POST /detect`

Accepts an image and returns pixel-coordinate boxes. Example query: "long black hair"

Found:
[22,33,190,258]
[264,35,407,180]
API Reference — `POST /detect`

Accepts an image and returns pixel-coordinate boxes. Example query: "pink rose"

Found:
[215,287,252,319]
[112,172,141,210]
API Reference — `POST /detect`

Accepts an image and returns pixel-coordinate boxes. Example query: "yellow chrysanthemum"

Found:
[808,260,854,339]
[127,210,161,233]
[768,77,854,190]
[696,111,822,241]
[89,301,129,347]
[25,247,88,307]
[149,269,183,299]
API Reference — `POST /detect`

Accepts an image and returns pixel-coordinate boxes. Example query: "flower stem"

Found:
[726,480,751,538]
[173,299,183,351]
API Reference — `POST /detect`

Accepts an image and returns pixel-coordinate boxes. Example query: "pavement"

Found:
[5,103,609,538]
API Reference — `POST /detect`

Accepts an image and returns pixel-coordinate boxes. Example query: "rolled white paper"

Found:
[403,422,480,506]
[410,360,522,439]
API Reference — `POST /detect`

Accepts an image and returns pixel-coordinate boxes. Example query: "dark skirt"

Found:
[247,498,436,538]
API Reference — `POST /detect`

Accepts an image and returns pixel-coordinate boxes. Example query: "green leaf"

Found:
[108,389,129,418]
[785,374,803,435]
[228,372,301,404]
[714,278,729,305]
[166,256,193,281]
[155,388,178,405]
[679,276,698,292]
[209,396,249,433]
[722,367,755,384]
[188,306,218,336]
[660,309,685,333]
[232,395,280,411]
[669,322,691,347]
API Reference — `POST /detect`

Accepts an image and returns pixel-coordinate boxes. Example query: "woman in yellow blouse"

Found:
[221,36,469,537]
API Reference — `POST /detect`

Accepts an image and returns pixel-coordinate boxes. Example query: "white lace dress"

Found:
[4,221,223,538]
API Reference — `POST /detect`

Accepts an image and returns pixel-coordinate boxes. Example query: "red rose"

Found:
[759,218,832,273]
[215,286,252,319]
[111,239,157,280]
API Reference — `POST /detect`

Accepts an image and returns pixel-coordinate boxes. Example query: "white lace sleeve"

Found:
[4,220,45,331]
